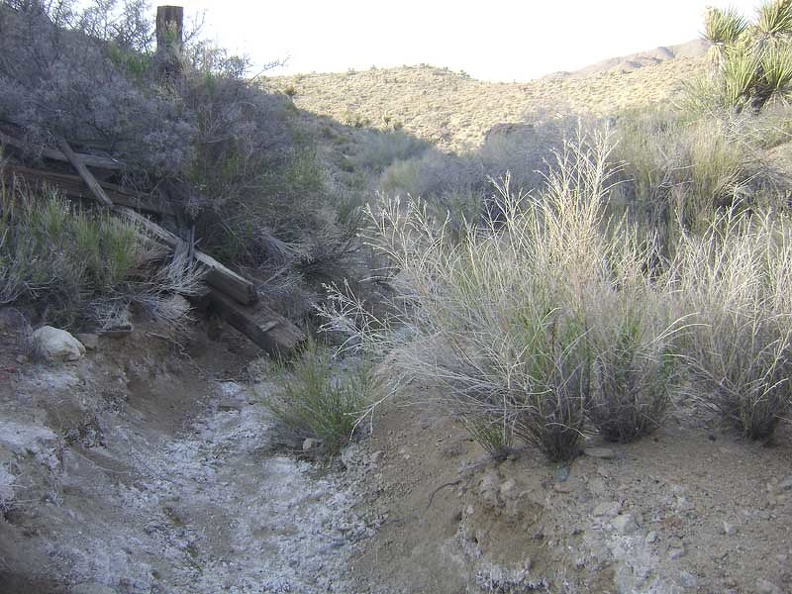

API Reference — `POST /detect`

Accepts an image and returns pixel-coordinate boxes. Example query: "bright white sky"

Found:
[177,0,762,81]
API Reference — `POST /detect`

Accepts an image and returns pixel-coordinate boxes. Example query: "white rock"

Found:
[585,447,617,459]
[757,578,782,594]
[31,326,85,361]
[612,513,638,534]
[593,501,621,518]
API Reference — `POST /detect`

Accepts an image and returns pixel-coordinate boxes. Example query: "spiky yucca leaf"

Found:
[721,44,762,107]
[705,6,749,46]
[759,42,792,99]
[755,0,792,38]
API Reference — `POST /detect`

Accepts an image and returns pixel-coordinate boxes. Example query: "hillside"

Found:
[263,39,711,153]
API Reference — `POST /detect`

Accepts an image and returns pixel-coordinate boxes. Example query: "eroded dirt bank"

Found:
[2,314,792,594]
[0,319,371,594]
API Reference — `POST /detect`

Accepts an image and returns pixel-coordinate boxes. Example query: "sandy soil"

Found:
[2,308,791,594]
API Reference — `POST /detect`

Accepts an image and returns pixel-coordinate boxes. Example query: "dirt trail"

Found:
[0,321,369,594]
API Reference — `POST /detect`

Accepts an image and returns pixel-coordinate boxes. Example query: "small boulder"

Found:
[31,326,85,362]
[612,513,639,534]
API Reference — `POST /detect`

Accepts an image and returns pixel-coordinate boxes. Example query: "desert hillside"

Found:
[263,39,711,152]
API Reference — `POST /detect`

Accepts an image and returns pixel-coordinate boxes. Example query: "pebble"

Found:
[669,546,686,560]
[779,476,792,491]
[612,513,639,535]
[645,530,658,544]
[70,584,118,594]
[723,521,737,536]
[756,578,782,594]
[593,501,621,518]
[584,447,616,459]
[302,438,322,451]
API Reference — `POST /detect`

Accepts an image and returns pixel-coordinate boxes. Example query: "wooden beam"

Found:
[119,208,260,306]
[0,164,176,217]
[0,126,124,170]
[57,138,114,207]
[207,289,305,356]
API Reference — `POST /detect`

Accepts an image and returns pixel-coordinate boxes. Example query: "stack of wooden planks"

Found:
[0,125,304,356]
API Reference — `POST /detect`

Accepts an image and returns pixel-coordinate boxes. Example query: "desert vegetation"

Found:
[317,1,792,460]
[4,0,792,462]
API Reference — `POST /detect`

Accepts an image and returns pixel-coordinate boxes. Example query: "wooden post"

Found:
[156,5,184,78]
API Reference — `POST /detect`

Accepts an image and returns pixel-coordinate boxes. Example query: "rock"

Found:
[593,501,621,518]
[645,530,658,544]
[584,447,617,459]
[778,475,792,491]
[159,293,192,319]
[479,472,501,507]
[302,438,322,452]
[668,546,686,560]
[76,333,99,351]
[612,513,639,534]
[217,399,243,412]
[723,521,737,536]
[756,578,782,594]
[30,326,85,362]
[97,305,133,336]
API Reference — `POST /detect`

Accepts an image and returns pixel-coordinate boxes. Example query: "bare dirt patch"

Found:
[0,315,370,594]
[348,401,792,593]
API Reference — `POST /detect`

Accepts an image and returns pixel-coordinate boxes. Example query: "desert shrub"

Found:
[609,107,759,252]
[264,340,376,456]
[0,181,205,328]
[352,128,430,173]
[477,115,575,193]
[380,148,484,199]
[326,127,683,461]
[0,1,368,319]
[0,182,135,324]
[670,211,792,440]
[584,235,681,442]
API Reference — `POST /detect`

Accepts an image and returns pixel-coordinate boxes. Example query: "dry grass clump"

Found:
[324,128,685,461]
[670,211,792,440]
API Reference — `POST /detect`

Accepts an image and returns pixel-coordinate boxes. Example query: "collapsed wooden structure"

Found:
[0,124,305,356]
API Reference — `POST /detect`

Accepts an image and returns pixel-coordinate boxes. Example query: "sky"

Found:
[175,0,762,82]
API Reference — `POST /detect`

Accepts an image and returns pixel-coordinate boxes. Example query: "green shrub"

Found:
[264,340,376,456]
[0,182,205,328]
[0,185,140,323]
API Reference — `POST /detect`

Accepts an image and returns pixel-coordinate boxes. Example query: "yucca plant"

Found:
[703,1,792,112]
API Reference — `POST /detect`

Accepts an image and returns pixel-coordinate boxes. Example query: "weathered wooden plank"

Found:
[57,138,114,207]
[0,126,124,170]
[208,289,305,356]
[0,164,176,216]
[119,208,260,306]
